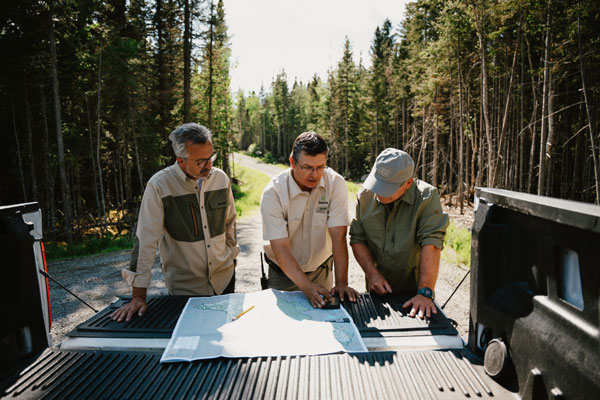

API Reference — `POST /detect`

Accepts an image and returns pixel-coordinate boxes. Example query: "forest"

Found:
[1,0,599,244]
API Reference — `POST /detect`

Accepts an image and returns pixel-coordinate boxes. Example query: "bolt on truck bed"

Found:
[2,188,600,399]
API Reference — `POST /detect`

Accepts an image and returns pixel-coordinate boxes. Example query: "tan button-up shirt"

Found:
[122,163,239,295]
[260,168,349,272]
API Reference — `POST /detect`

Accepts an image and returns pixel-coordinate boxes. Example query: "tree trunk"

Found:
[40,84,56,238]
[11,96,27,201]
[207,2,215,131]
[129,99,145,195]
[545,68,555,196]
[471,0,494,186]
[183,0,192,122]
[96,37,108,232]
[577,15,600,204]
[525,36,538,194]
[493,26,520,187]
[85,95,101,226]
[23,68,38,201]
[538,1,551,196]
[457,47,464,213]
[49,8,73,244]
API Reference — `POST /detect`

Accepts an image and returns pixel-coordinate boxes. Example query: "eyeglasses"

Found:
[298,164,328,174]
[190,152,218,168]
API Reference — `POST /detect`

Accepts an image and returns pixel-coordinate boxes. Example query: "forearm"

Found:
[270,239,312,290]
[330,227,349,286]
[418,244,441,290]
[351,242,378,276]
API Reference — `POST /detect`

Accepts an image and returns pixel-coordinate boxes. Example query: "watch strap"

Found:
[417,287,435,300]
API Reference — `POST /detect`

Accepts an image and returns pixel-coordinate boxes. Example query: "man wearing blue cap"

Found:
[349,148,449,319]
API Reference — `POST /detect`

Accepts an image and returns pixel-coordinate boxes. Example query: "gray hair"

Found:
[169,123,212,158]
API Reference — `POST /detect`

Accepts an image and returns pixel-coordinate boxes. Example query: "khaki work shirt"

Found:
[260,168,349,272]
[122,163,239,295]
[349,179,449,293]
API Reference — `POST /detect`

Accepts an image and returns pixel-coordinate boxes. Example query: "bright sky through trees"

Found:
[224,0,409,94]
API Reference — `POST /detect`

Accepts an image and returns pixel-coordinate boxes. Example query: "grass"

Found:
[346,180,361,199]
[232,163,271,217]
[45,235,133,262]
[442,222,472,267]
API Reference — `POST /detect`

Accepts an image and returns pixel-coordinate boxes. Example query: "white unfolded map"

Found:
[160,289,367,362]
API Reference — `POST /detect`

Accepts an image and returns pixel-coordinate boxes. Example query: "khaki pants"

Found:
[267,258,333,291]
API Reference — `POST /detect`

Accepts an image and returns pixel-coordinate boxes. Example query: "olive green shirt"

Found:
[349,179,449,293]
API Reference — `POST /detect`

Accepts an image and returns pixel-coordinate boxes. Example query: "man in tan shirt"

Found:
[112,123,239,322]
[260,132,358,308]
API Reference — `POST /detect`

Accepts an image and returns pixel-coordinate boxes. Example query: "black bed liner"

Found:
[1,348,508,400]
[68,293,458,339]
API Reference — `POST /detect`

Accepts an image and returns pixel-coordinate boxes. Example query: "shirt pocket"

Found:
[313,209,327,227]
[206,197,227,238]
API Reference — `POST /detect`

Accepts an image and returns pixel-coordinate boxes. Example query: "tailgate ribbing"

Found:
[2,349,498,399]
[69,294,457,338]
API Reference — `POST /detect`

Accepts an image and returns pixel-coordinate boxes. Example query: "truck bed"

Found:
[2,348,509,399]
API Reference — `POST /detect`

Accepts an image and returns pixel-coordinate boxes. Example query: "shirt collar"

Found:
[401,181,416,205]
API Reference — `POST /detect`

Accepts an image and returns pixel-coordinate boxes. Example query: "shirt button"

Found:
[204,226,207,229]
[207,245,210,248]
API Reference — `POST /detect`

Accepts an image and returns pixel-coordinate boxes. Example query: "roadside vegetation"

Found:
[45,235,133,262]
[231,164,271,217]
[442,223,471,267]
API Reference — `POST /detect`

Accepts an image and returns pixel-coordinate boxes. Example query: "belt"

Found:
[265,255,332,275]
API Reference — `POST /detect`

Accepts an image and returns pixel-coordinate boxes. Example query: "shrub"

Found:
[443,223,471,267]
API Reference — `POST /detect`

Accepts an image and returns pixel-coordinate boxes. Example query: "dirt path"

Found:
[47,154,472,345]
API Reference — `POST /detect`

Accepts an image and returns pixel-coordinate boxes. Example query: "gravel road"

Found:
[47,153,472,346]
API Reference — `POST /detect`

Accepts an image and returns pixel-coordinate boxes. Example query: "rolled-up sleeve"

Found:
[122,180,164,288]
[349,193,367,245]
[261,184,288,241]
[416,188,449,249]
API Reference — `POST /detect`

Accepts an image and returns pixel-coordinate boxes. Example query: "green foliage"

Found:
[442,223,471,267]
[346,180,361,200]
[232,163,271,217]
[45,234,133,262]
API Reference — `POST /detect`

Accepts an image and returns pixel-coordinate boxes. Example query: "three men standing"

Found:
[113,123,447,319]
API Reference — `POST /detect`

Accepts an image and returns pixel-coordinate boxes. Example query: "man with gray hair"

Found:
[350,148,449,319]
[112,123,239,322]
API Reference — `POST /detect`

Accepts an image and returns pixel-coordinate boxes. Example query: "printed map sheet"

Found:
[160,289,367,362]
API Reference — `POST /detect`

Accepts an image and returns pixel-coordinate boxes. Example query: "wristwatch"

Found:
[417,287,435,300]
